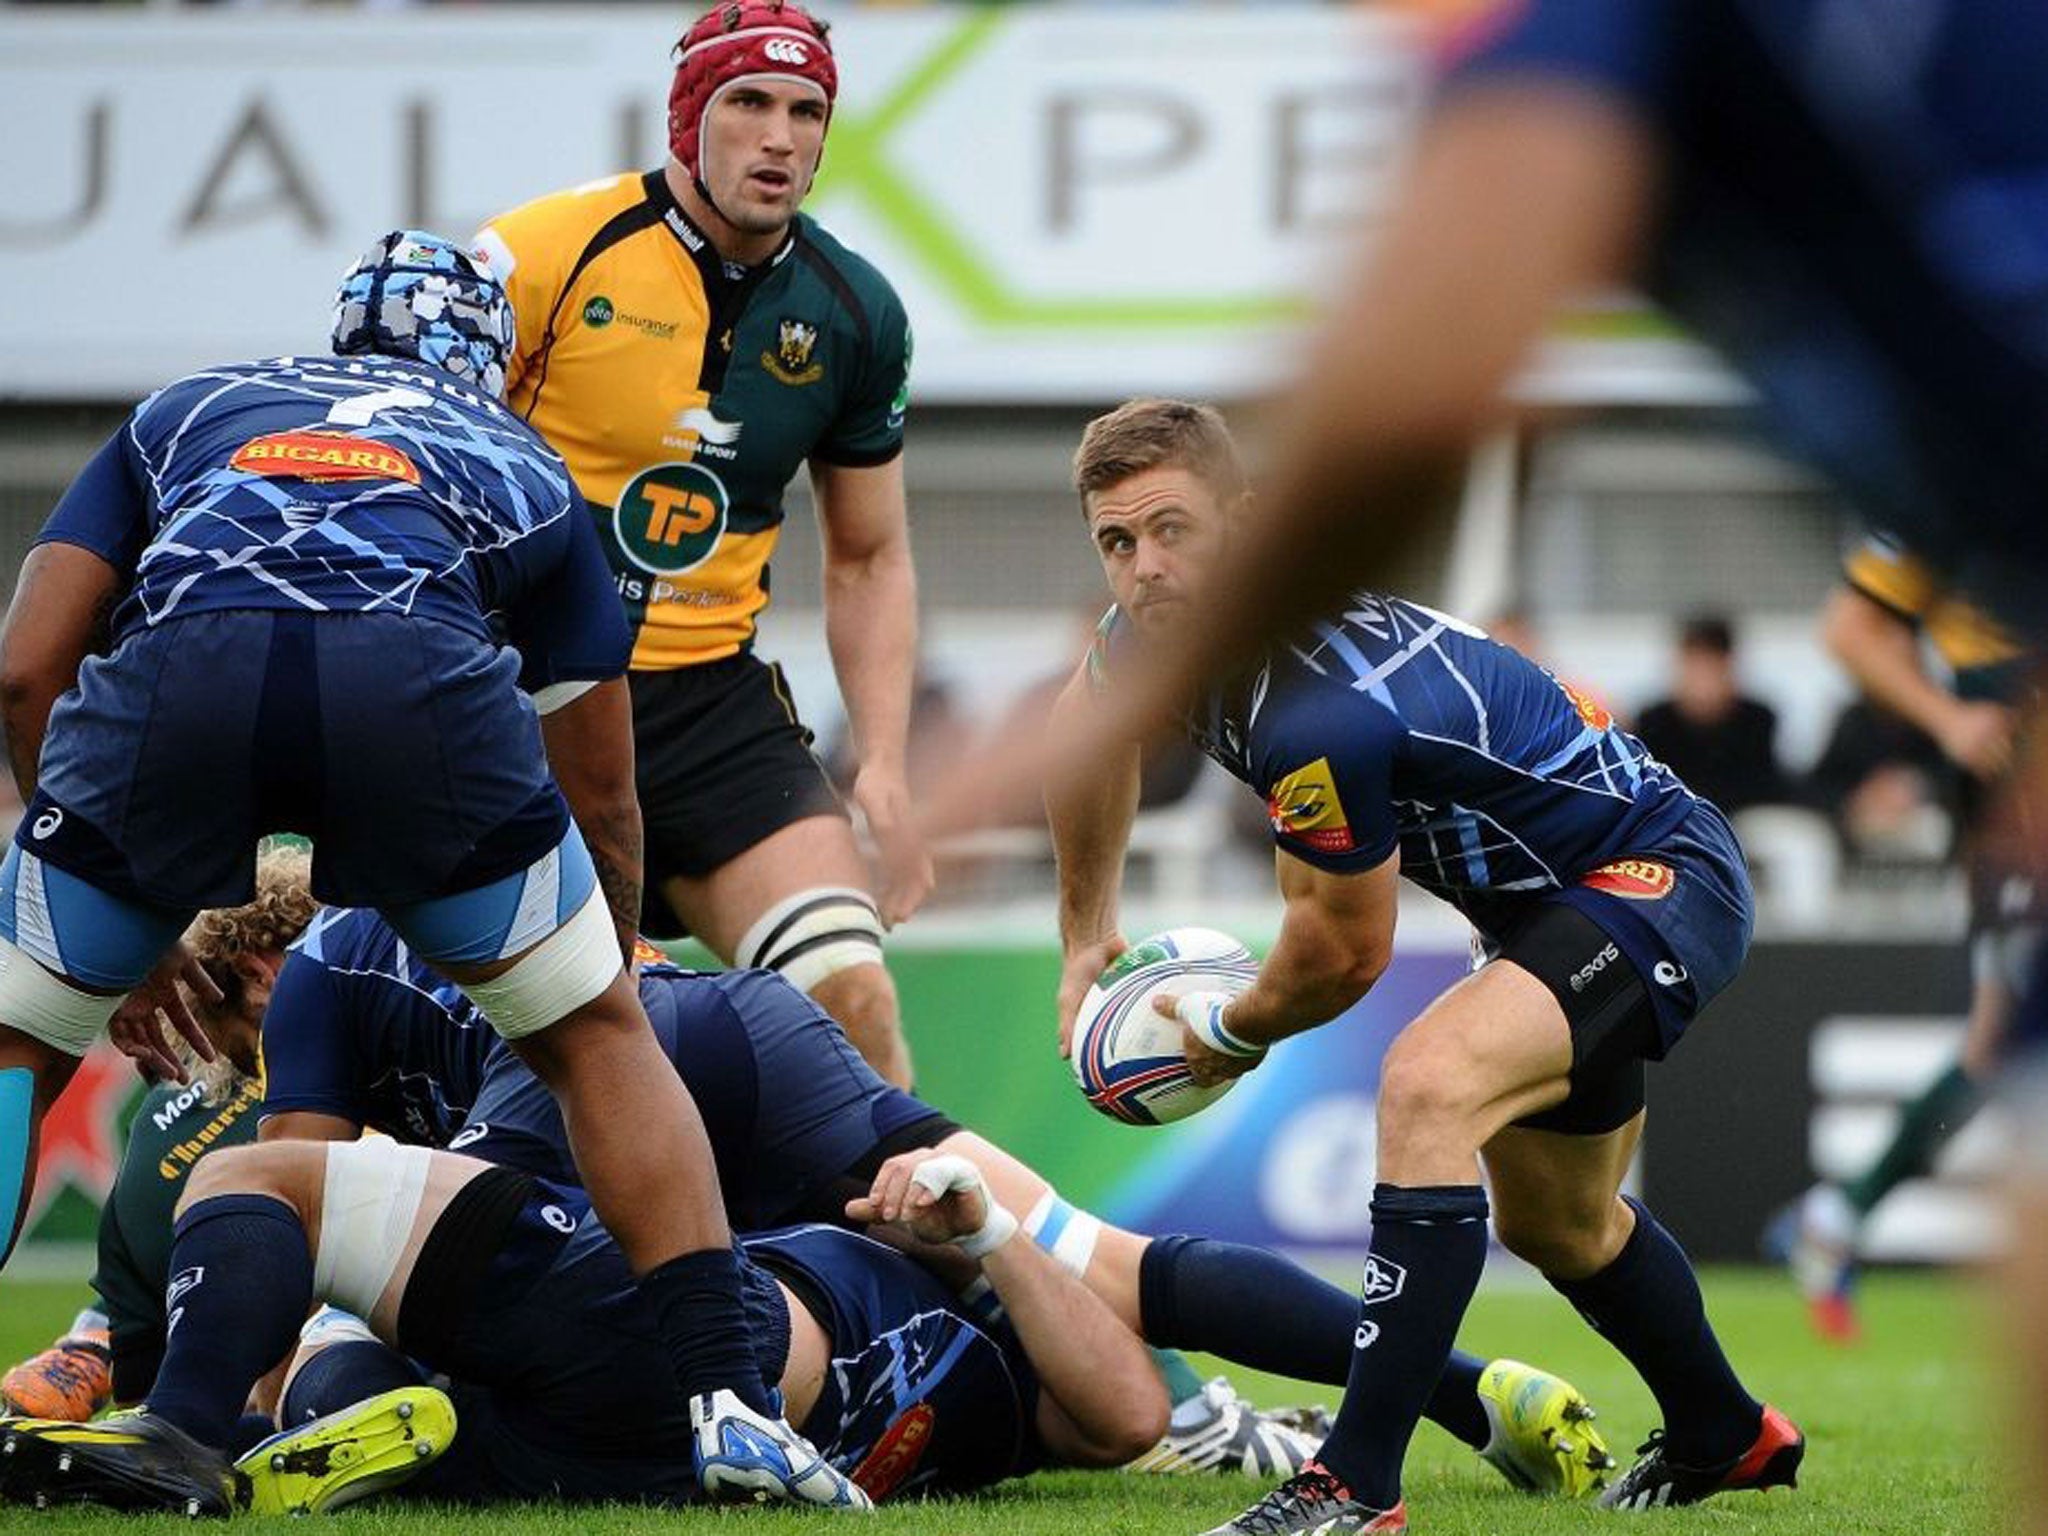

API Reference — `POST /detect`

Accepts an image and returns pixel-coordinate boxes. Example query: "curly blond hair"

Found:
[178,841,318,1099]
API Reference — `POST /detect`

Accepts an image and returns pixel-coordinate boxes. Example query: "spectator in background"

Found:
[1805,697,1950,862]
[1633,615,1790,816]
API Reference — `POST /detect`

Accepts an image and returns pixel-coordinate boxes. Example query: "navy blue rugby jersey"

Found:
[258,905,496,1144]
[1095,596,1701,934]
[35,352,628,693]
[1442,0,2048,626]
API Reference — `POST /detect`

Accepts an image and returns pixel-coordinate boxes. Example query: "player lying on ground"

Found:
[0,1143,1167,1513]
[260,905,1613,1494]
[1048,401,1801,1535]
[0,230,858,1508]
[8,872,1611,1493]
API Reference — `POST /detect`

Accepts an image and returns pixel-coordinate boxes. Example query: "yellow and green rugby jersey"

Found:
[477,172,911,669]
[1844,531,2027,702]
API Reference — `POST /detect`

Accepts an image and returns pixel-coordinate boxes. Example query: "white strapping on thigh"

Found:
[312,1140,434,1320]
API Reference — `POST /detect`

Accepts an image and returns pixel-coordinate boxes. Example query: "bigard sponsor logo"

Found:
[230,431,420,485]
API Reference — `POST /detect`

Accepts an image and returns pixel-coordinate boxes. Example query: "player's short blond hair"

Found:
[1072,398,1248,512]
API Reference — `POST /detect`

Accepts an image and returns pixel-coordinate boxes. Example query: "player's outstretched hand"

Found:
[107,942,223,1083]
[853,765,934,928]
[1057,933,1127,1059]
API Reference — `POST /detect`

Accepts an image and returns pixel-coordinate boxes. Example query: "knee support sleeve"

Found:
[459,889,620,1042]
[0,935,123,1057]
[735,887,885,992]
[313,1140,435,1320]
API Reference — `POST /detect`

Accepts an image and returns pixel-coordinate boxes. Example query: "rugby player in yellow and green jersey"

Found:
[474,0,926,1088]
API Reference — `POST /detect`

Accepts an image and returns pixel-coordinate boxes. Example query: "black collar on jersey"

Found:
[648,170,800,394]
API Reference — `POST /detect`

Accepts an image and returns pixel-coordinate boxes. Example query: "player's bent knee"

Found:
[737,886,886,995]
[0,937,123,1059]
[1376,1037,1481,1136]
[459,890,620,1042]
[311,1140,437,1319]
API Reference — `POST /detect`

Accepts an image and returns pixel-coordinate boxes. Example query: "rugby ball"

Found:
[1072,927,1259,1126]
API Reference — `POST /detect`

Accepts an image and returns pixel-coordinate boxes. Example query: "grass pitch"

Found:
[0,1266,1999,1533]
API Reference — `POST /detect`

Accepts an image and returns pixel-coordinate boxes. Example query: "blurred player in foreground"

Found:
[1770,531,2037,1338]
[473,0,926,1087]
[1050,401,1798,1535]
[0,232,860,1508]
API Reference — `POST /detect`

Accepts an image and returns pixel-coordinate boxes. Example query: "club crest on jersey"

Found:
[1267,757,1356,854]
[849,1403,935,1502]
[763,317,824,386]
[230,430,420,485]
[1582,858,1676,901]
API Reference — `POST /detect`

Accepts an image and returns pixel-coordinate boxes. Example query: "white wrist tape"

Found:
[1176,990,1264,1058]
[1022,1189,1103,1279]
[908,1154,1018,1259]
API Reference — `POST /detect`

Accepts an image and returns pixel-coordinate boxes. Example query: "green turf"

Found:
[0,1266,2000,1532]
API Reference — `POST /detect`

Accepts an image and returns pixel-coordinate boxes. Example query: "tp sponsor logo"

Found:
[614,461,730,576]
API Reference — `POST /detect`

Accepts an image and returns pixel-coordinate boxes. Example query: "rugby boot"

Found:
[0,1409,242,1516]
[1763,1186,1860,1342]
[1,1328,112,1421]
[1475,1357,1615,1497]
[690,1388,873,1510]
[1598,1403,1804,1510]
[237,1385,455,1514]
[1125,1376,1326,1477]
[1199,1460,1405,1534]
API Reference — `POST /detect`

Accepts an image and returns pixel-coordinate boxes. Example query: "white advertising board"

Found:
[0,5,1730,404]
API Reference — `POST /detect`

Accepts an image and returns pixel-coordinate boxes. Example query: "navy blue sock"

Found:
[1313,1184,1491,1506]
[1548,1197,1762,1465]
[1139,1234,1492,1449]
[636,1246,773,1416]
[146,1194,313,1448]
[279,1339,426,1426]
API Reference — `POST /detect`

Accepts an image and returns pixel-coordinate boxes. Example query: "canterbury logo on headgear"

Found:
[764,37,809,64]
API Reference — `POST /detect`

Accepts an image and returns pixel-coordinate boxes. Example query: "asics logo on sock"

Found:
[541,1204,575,1233]
[1353,1320,1380,1350]
[1359,1256,1406,1305]
[1653,961,1688,987]
[29,808,61,840]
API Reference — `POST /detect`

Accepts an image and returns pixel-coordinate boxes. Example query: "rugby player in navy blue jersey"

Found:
[1050,401,1801,1534]
[0,231,862,1509]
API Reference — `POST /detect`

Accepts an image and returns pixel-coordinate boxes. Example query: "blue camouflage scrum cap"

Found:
[331,230,515,398]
